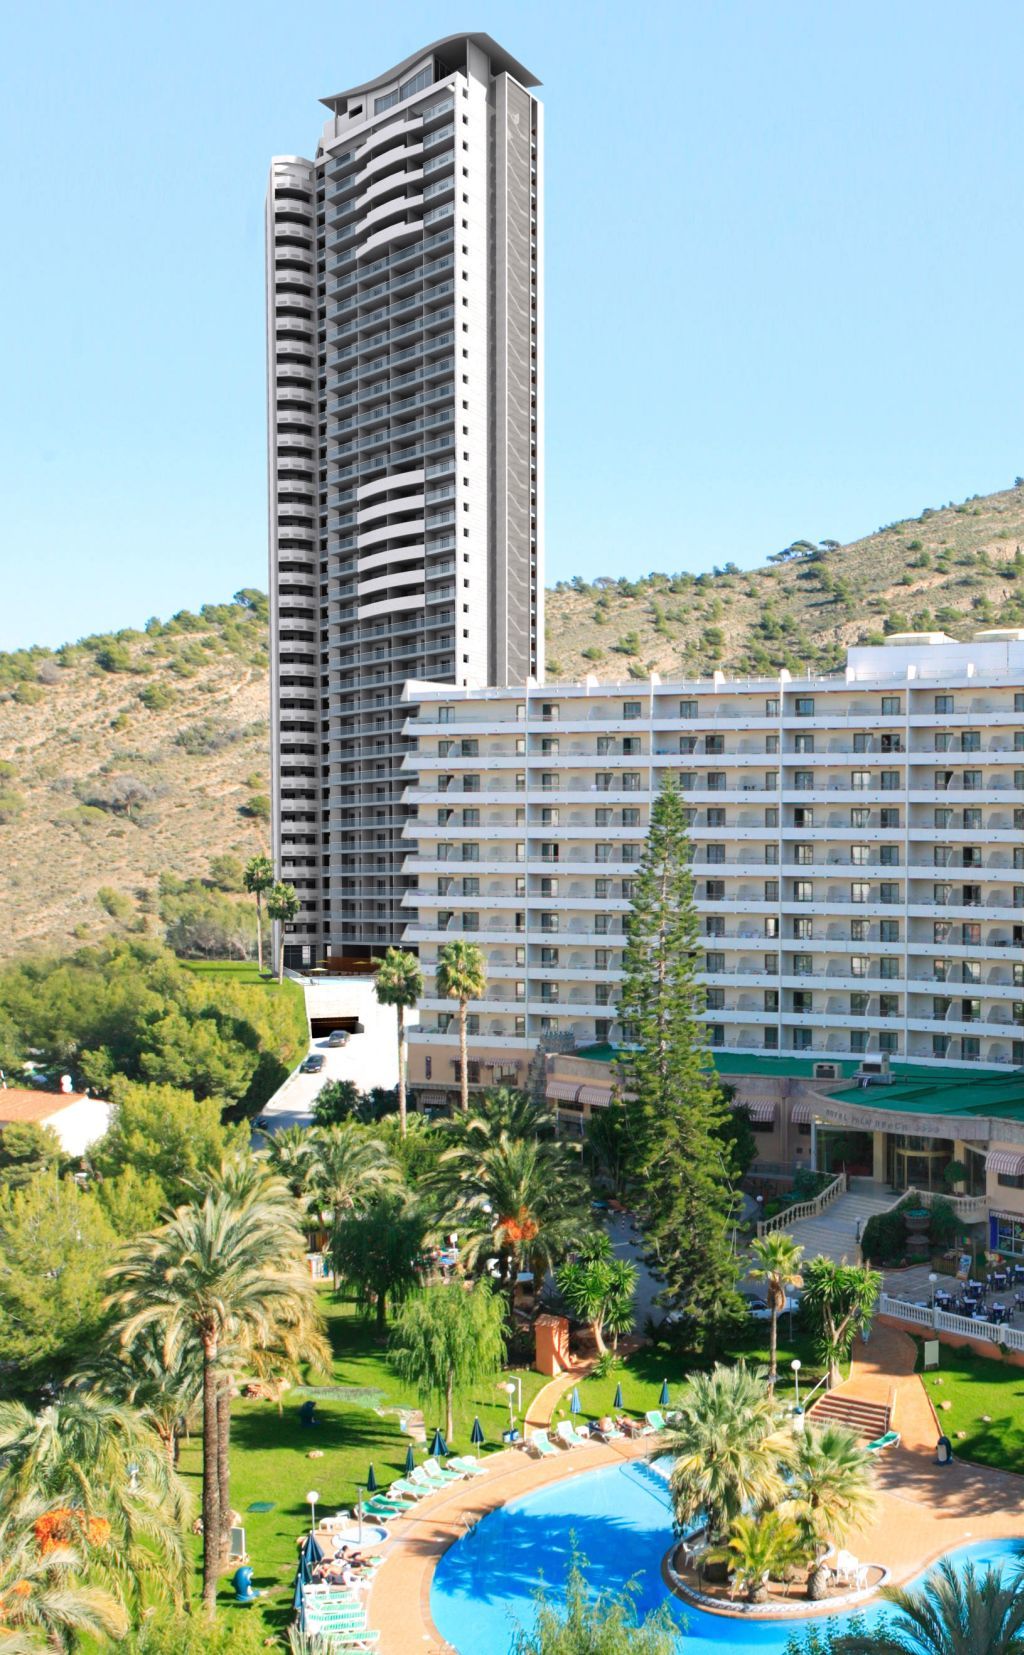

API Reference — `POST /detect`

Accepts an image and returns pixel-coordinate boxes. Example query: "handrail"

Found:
[756,1171,847,1237]
[800,1372,830,1411]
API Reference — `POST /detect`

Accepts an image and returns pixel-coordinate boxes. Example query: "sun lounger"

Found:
[386,1478,433,1501]
[422,1456,465,1483]
[363,1496,412,1516]
[555,1420,593,1449]
[618,1414,654,1438]
[644,1409,668,1433]
[866,1430,900,1453]
[591,1419,624,1442]
[527,1428,559,1457]
[408,1464,453,1492]
[447,1455,489,1476]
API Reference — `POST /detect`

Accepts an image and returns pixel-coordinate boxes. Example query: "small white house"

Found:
[0,1088,112,1157]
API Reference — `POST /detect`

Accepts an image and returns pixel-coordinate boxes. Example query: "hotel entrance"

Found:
[816,1128,874,1178]
[884,1132,955,1194]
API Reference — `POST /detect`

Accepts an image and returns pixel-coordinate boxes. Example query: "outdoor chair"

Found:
[409,1464,453,1491]
[866,1430,900,1453]
[447,1455,489,1476]
[644,1409,667,1433]
[527,1428,559,1457]
[422,1457,465,1483]
[591,1417,624,1442]
[555,1420,593,1449]
[387,1478,433,1500]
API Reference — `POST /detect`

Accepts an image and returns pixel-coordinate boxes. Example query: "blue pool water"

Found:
[430,1457,1024,1654]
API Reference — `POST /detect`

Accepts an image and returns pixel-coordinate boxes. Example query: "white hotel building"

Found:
[397,632,1024,1222]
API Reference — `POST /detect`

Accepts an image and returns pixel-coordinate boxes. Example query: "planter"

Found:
[702,1555,731,1585]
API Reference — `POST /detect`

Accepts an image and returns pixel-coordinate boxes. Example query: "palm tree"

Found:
[834,1557,1024,1654]
[0,1390,188,1613]
[374,948,424,1139]
[430,1130,590,1317]
[435,940,486,1112]
[801,1257,882,1390]
[243,853,274,974]
[665,1362,793,1542]
[265,880,300,983]
[748,1231,804,1393]
[106,1178,324,1614]
[557,1235,638,1356]
[307,1123,401,1243]
[781,1422,876,1598]
[0,1496,128,1650]
[264,1123,317,1199]
[727,1511,806,1603]
[76,1325,202,1472]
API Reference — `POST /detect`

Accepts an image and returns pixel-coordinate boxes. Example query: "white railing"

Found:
[756,1171,847,1237]
[902,1185,989,1224]
[879,1292,1024,1352]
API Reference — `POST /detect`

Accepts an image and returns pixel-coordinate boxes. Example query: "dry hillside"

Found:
[544,482,1024,683]
[0,595,271,959]
[3,483,1024,958]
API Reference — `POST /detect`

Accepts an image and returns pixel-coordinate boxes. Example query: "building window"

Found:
[795,881,814,902]
[679,700,698,718]
[935,695,954,713]
[882,695,901,714]
[623,701,642,719]
[795,697,815,717]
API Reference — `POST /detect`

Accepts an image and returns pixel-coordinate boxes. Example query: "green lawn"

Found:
[177,1292,548,1638]
[914,1338,1024,1473]
[563,1321,827,1427]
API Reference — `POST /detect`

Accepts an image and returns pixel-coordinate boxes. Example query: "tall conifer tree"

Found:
[616,773,741,1337]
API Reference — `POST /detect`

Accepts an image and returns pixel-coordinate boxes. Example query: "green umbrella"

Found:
[366,1463,377,1494]
[470,1417,485,1447]
[404,1444,415,1475]
[430,1427,448,1458]
[659,1378,670,1408]
[613,1382,624,1410]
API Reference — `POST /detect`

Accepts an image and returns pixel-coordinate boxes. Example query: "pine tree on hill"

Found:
[616,773,741,1341]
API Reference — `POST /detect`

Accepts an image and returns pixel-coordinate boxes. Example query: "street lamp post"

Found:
[306,1489,320,1535]
[928,1271,938,1308]
[791,1358,801,1410]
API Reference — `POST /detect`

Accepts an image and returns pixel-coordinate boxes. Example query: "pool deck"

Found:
[359,1330,1024,1653]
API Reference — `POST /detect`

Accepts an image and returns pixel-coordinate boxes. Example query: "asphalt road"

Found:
[254,979,401,1136]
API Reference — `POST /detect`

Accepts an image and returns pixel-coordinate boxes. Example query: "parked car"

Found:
[739,1291,800,1323]
[325,1029,349,1047]
[299,1053,325,1074]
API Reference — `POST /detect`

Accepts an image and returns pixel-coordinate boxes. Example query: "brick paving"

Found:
[356,1326,1024,1654]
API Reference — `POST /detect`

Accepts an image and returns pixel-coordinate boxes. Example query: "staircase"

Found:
[807,1391,890,1439]
[784,1178,894,1265]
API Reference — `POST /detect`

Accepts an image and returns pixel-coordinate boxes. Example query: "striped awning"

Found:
[790,1100,817,1125]
[547,1080,582,1102]
[986,1150,1024,1177]
[577,1085,613,1109]
[738,1097,777,1124]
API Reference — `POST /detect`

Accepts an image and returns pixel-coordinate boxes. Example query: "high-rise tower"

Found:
[267,34,543,966]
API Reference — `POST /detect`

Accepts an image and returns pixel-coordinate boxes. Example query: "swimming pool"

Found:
[430,1457,1024,1654]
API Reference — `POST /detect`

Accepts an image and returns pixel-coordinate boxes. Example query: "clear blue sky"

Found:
[2,0,1022,650]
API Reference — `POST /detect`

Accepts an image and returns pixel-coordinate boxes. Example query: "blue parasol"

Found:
[470,1416,485,1447]
[659,1378,670,1408]
[304,1532,323,1564]
[569,1386,581,1415]
[613,1382,624,1410]
[405,1443,416,1474]
[430,1427,449,1458]
[366,1463,377,1494]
